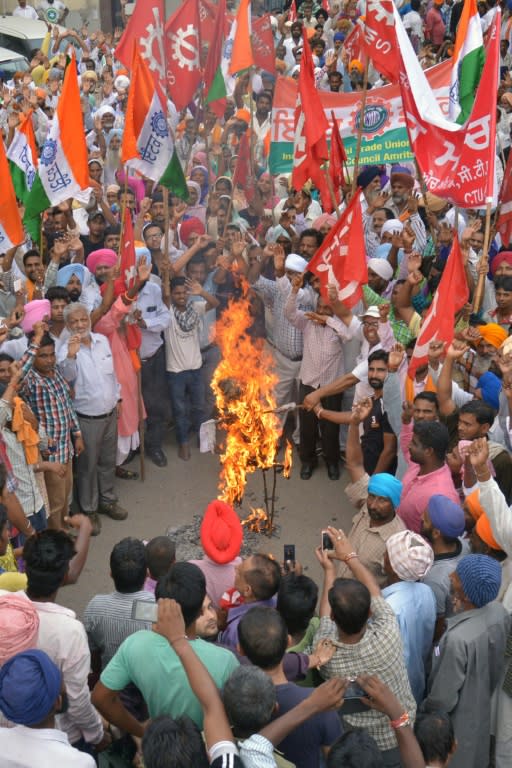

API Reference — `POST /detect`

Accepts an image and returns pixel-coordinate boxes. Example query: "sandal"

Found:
[115,466,139,480]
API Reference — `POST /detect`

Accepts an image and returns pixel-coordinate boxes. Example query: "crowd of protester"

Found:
[0,0,511,765]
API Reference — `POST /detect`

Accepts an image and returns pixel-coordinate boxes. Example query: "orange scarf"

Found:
[11,397,39,465]
[404,373,437,404]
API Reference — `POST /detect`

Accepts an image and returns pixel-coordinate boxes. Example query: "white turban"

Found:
[285,253,308,273]
[380,219,404,238]
[114,75,130,91]
[386,530,434,581]
[367,257,393,281]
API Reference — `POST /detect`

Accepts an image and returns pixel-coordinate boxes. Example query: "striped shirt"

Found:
[19,342,81,464]
[83,590,155,669]
[253,276,316,360]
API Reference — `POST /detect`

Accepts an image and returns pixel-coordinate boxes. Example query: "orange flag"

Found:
[229,0,254,74]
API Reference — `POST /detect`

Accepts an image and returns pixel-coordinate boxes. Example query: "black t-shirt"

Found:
[361,397,397,476]
[80,235,105,259]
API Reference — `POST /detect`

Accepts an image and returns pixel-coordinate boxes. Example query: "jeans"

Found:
[17,506,47,546]
[167,369,204,445]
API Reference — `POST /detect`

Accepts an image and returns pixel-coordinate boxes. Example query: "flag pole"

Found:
[414,158,437,247]
[472,200,492,314]
[323,165,340,218]
[351,59,369,195]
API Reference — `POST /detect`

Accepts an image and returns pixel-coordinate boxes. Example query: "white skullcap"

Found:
[380,219,404,237]
[367,257,393,281]
[285,253,308,273]
[114,75,130,91]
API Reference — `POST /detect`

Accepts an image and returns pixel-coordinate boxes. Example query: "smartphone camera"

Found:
[322,531,334,551]
[283,544,296,573]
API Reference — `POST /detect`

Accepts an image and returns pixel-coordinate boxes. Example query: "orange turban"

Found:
[349,59,364,73]
[465,489,484,521]
[478,323,508,349]
[475,513,502,551]
[235,108,250,123]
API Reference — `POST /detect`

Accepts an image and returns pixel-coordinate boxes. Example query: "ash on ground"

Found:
[167,510,282,561]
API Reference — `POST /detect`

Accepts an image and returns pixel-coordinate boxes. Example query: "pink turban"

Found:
[21,300,51,334]
[312,214,337,231]
[180,217,205,247]
[87,249,118,275]
[0,594,40,665]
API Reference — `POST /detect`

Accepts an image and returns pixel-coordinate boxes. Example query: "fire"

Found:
[212,281,280,506]
[283,440,293,479]
[241,507,270,533]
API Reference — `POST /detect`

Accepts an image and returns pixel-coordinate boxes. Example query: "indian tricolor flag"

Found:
[0,137,24,250]
[122,43,173,182]
[24,55,90,232]
[7,112,38,205]
[229,0,254,74]
[449,0,484,123]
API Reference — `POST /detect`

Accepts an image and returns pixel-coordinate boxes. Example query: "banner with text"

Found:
[270,61,450,175]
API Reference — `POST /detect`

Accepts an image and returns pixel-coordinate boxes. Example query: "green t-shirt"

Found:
[101,631,239,727]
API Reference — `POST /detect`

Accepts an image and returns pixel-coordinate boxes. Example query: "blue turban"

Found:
[356,166,381,190]
[456,554,501,608]
[427,495,465,538]
[477,372,502,411]
[135,246,152,265]
[375,243,393,260]
[334,32,345,41]
[367,473,403,509]
[0,649,62,726]
[56,263,85,288]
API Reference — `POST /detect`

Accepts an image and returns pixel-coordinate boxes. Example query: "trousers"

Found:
[299,383,342,465]
[167,369,204,445]
[75,410,118,514]
[141,345,169,453]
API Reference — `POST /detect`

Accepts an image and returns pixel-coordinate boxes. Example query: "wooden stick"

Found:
[472,200,493,314]
[162,186,170,262]
[136,364,145,482]
[351,59,370,195]
[323,166,341,218]
[414,158,437,246]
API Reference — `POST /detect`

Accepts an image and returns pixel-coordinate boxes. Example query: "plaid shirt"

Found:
[253,276,316,360]
[314,597,416,752]
[363,286,421,345]
[19,343,81,464]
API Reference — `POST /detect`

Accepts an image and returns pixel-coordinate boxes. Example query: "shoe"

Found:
[115,466,139,480]
[98,502,128,521]
[178,443,191,461]
[147,448,168,468]
[300,463,314,480]
[327,463,340,481]
[88,512,102,536]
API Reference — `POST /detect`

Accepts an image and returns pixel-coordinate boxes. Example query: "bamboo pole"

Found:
[472,201,493,314]
[351,59,370,195]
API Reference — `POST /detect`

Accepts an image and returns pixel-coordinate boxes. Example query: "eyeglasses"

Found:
[362,320,379,328]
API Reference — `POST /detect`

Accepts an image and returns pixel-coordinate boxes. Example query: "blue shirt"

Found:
[382,581,436,703]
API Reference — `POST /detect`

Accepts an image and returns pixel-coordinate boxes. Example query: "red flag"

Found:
[342,20,367,65]
[198,0,219,46]
[252,15,276,75]
[292,32,329,192]
[289,0,298,22]
[361,0,400,82]
[408,238,469,379]
[115,0,165,93]
[396,8,499,206]
[232,133,255,203]
[329,111,347,201]
[307,192,367,307]
[204,0,227,117]
[497,151,512,247]
[164,0,202,111]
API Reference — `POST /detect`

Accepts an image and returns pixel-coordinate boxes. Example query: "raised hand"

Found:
[388,343,405,371]
[446,340,469,360]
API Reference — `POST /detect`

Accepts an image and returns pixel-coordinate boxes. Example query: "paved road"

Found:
[64,434,355,618]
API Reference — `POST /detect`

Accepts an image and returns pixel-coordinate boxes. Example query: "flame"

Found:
[212,281,280,506]
[241,507,270,533]
[283,440,293,479]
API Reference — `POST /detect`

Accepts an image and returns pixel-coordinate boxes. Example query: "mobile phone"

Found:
[322,531,334,551]
[131,600,158,623]
[283,544,295,572]
[13,278,22,292]
[344,680,367,699]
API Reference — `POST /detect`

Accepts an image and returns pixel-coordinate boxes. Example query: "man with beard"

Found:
[387,168,426,253]
[398,421,459,533]
[57,303,127,535]
[334,401,405,587]
[423,554,509,768]
[56,263,114,325]
[420,495,468,637]
[451,323,507,392]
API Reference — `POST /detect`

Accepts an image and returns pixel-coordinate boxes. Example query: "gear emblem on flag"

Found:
[170,24,200,71]
[39,139,58,167]
[140,8,166,82]
[151,111,169,139]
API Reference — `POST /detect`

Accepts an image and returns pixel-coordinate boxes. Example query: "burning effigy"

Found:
[211,282,292,533]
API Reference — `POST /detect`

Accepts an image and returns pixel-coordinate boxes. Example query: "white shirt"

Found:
[0,592,103,745]
[164,302,206,373]
[0,726,95,767]
[57,332,120,415]
[12,3,39,18]
[136,281,170,360]
[37,0,66,23]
